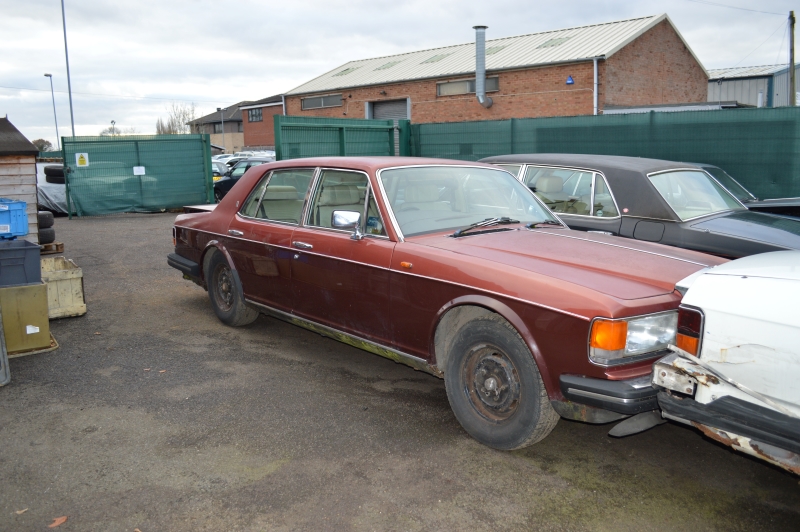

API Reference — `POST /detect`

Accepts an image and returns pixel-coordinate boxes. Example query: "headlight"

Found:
[589,311,677,365]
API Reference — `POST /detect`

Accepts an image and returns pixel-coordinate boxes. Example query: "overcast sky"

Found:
[1,0,796,146]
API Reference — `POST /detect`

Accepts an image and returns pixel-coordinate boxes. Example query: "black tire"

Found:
[214,189,224,203]
[38,227,56,245]
[444,314,559,450]
[43,165,64,177]
[206,252,259,326]
[38,211,55,229]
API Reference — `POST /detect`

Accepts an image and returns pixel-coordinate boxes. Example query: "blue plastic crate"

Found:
[0,199,28,239]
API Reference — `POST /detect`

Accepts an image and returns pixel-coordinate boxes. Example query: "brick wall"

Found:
[243,105,284,147]
[286,62,599,124]
[604,20,708,106]
[285,19,706,122]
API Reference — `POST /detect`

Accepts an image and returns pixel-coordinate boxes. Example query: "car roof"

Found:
[478,153,701,221]
[259,156,499,174]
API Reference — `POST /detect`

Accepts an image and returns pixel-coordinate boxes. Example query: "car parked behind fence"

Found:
[480,154,800,259]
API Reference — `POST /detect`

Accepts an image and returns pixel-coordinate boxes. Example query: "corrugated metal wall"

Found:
[707,78,770,107]
[772,65,800,107]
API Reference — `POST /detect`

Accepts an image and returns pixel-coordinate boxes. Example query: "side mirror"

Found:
[332,210,364,240]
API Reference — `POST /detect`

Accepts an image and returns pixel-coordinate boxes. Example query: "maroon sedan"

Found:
[168,157,725,450]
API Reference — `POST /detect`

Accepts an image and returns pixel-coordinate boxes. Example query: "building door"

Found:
[371,99,408,120]
[371,99,408,155]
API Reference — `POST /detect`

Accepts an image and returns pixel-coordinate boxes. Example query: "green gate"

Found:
[62,134,212,216]
[274,115,411,160]
[410,108,800,200]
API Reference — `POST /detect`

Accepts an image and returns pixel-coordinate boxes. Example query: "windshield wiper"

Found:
[525,220,564,229]
[452,217,520,237]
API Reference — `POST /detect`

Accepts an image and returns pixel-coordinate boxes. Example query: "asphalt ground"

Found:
[1,213,799,531]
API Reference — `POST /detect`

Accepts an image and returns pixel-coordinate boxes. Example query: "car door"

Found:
[521,165,622,234]
[290,168,395,344]
[225,168,316,312]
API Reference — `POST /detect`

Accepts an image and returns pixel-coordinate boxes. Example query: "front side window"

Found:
[239,169,314,224]
[703,166,757,203]
[379,166,558,237]
[301,94,342,110]
[307,170,368,229]
[648,170,745,221]
[496,164,522,177]
[248,108,263,122]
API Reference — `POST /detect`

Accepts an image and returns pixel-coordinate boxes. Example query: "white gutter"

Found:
[281,94,286,116]
[593,57,599,115]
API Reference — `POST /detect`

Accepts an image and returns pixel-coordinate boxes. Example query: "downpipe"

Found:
[474,25,493,108]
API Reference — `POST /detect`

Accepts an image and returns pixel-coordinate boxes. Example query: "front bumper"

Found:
[559,374,659,415]
[653,351,800,475]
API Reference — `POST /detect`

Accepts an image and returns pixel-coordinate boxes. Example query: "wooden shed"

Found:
[0,117,39,244]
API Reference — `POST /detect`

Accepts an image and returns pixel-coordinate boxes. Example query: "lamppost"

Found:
[217,107,226,153]
[111,120,116,136]
[60,0,75,137]
[43,73,60,150]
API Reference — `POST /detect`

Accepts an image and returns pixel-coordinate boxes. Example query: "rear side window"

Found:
[523,166,592,215]
[592,175,619,217]
[239,169,314,224]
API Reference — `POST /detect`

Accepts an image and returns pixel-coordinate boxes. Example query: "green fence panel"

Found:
[274,115,410,160]
[62,134,212,216]
[410,108,800,200]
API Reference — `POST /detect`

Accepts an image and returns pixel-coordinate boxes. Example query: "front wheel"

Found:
[444,314,559,450]
[207,252,259,326]
[214,189,223,203]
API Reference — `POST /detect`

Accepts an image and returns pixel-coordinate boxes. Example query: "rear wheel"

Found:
[444,314,559,450]
[207,252,259,326]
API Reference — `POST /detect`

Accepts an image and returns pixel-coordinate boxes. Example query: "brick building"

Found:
[284,14,707,123]
[188,102,251,153]
[240,95,284,149]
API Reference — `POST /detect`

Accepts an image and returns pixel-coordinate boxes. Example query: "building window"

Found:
[248,108,263,122]
[301,94,342,110]
[213,123,223,134]
[238,122,244,132]
[437,77,499,97]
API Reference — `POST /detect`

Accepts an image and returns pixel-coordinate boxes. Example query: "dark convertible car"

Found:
[168,156,724,450]
[480,154,800,258]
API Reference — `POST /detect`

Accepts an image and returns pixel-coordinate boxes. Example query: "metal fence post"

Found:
[274,115,283,160]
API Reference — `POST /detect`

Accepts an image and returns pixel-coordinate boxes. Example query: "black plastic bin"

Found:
[0,240,41,288]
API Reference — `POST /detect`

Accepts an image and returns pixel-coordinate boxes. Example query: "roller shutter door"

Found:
[372,99,408,120]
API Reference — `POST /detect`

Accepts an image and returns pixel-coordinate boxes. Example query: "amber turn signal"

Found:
[590,319,627,351]
[676,333,699,355]
[400,261,413,269]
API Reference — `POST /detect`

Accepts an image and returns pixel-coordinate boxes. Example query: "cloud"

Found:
[1,0,795,145]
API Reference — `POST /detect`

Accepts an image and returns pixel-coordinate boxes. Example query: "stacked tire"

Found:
[38,211,55,245]
[43,165,65,184]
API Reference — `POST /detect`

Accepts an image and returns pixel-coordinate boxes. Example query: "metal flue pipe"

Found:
[473,25,493,108]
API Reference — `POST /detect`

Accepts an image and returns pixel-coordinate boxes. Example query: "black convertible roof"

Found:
[480,153,703,221]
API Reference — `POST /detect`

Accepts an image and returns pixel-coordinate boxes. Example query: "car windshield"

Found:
[378,166,560,237]
[702,166,757,202]
[648,170,745,221]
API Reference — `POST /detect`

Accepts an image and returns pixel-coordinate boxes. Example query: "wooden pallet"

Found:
[40,242,64,255]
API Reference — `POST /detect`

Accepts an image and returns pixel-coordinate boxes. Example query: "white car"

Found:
[653,251,800,474]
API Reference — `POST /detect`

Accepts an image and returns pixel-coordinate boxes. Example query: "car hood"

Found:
[704,250,800,281]
[411,227,725,300]
[690,211,800,249]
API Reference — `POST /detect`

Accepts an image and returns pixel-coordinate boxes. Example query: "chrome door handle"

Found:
[293,241,313,250]
[228,229,244,236]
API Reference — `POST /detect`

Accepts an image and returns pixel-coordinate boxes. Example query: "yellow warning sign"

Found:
[75,153,89,167]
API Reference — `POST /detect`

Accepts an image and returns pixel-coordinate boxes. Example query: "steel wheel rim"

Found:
[463,344,521,422]
[214,264,234,312]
